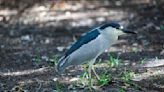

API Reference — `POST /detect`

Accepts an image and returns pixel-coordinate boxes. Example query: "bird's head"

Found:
[99,22,136,36]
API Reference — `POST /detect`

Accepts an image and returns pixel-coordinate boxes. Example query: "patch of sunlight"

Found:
[0,67,49,76]
[132,69,164,81]
[53,77,58,82]
[54,10,125,21]
[0,9,17,16]
[69,77,80,82]
[143,59,164,68]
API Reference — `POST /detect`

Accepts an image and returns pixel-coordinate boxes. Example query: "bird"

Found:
[56,22,136,79]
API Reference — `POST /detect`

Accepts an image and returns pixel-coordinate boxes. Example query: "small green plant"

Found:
[79,68,95,91]
[121,70,134,82]
[160,25,164,30]
[33,55,42,64]
[54,80,63,92]
[118,88,125,92]
[79,70,89,87]
[49,55,59,66]
[97,73,110,87]
[139,58,146,64]
[108,54,120,67]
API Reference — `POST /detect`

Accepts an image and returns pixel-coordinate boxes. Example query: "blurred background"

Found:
[0,0,164,92]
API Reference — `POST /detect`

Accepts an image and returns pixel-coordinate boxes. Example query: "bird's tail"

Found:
[56,56,69,73]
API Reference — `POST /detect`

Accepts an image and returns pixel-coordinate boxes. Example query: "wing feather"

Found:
[65,29,100,57]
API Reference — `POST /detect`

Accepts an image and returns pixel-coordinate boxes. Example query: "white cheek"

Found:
[115,29,124,35]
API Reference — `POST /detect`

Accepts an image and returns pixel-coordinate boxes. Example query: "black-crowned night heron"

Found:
[56,22,135,79]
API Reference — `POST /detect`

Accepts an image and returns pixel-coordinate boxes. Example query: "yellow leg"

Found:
[88,65,92,79]
[87,59,100,89]
[88,60,95,89]
[88,65,94,91]
[88,60,94,79]
[88,65,93,88]
[92,66,100,80]
[88,59,100,80]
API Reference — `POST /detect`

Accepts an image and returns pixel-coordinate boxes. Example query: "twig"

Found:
[35,78,42,92]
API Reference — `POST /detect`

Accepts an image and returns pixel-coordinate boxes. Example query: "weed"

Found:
[121,70,134,82]
[32,55,42,64]
[97,72,111,87]
[160,25,164,30]
[79,70,89,87]
[108,54,120,67]
[49,55,59,66]
[54,80,63,92]
[79,69,96,91]
[118,88,125,92]
[139,58,146,64]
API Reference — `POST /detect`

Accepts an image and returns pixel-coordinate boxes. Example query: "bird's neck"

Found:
[100,27,118,44]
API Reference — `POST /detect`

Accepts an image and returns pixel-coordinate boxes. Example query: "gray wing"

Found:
[65,29,100,57]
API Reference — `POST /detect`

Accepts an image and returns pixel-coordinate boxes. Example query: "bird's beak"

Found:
[122,29,136,34]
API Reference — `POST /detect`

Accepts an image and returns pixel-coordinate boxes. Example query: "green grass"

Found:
[32,54,59,67]
[118,88,125,92]
[79,70,90,87]
[33,55,42,64]
[79,66,94,90]
[52,53,139,90]
[54,80,63,92]
[49,55,59,66]
[97,72,111,87]
[108,54,121,67]
[121,70,134,82]
[160,25,164,30]
[78,54,135,89]
[139,58,147,64]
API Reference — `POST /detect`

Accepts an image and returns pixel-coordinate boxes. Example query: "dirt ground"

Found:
[0,1,164,92]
